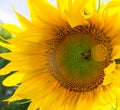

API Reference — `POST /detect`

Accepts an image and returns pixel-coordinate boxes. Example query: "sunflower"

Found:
[1,0,120,110]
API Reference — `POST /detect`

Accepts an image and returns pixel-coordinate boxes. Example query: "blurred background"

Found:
[0,27,30,109]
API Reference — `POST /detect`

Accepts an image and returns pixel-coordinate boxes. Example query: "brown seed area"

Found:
[47,25,112,92]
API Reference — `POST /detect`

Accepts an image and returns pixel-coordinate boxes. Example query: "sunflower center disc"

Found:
[48,25,112,92]
[56,34,104,81]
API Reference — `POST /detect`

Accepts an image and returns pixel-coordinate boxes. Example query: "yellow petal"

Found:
[96,86,116,105]
[104,1,120,17]
[65,10,88,27]
[60,92,78,110]
[6,95,23,102]
[0,40,14,50]
[85,0,97,15]
[112,34,120,46]
[11,73,56,100]
[13,30,56,43]
[76,93,94,110]
[73,0,89,11]
[1,24,23,36]
[41,87,66,110]
[111,68,120,87]
[3,72,25,86]
[28,0,67,27]
[102,73,113,85]
[15,11,34,30]
[2,52,14,60]
[7,41,47,54]
[27,100,40,110]
[112,45,120,59]
[116,64,120,71]
[104,13,119,33]
[0,58,40,76]
[0,62,17,75]
[110,86,120,109]
[93,102,117,110]
[57,0,72,14]
[104,61,116,75]
[105,1,120,9]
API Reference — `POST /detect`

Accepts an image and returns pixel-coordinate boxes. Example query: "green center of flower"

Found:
[57,34,103,81]
[48,25,112,92]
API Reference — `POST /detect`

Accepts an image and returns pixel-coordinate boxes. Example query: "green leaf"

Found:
[0,28,12,39]
[115,59,120,64]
